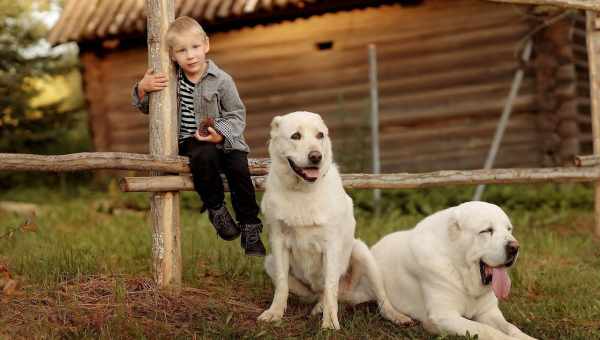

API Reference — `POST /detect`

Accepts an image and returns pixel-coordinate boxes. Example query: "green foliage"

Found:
[0,0,81,154]
[349,183,594,217]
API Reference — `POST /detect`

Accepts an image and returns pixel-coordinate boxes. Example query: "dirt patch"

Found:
[0,275,273,338]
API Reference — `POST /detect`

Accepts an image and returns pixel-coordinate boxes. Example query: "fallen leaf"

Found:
[20,215,37,232]
[2,278,18,295]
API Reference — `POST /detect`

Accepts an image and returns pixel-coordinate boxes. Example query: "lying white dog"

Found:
[258,111,412,329]
[346,201,536,340]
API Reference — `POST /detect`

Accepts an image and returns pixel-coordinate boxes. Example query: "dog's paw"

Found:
[310,301,323,316]
[321,317,340,330]
[381,303,414,327]
[258,308,284,322]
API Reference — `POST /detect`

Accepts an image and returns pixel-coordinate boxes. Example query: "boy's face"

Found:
[171,31,210,76]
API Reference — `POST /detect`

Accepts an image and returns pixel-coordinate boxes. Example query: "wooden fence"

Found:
[0,0,599,291]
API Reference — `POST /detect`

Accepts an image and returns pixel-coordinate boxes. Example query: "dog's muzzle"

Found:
[308,151,322,165]
[504,240,519,267]
[479,240,520,286]
[287,157,320,182]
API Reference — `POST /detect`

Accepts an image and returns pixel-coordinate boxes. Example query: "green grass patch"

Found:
[1,183,599,339]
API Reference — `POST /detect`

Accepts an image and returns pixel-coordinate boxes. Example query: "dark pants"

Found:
[179,138,261,225]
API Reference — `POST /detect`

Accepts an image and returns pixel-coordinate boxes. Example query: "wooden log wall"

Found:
[532,9,580,166]
[79,0,584,173]
[572,11,593,155]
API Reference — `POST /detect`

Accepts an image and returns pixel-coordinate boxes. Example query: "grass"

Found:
[1,181,599,339]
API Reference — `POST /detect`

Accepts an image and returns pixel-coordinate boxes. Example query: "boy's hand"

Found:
[195,127,224,144]
[137,69,168,98]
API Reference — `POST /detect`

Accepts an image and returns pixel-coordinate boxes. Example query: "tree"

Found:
[0,0,81,153]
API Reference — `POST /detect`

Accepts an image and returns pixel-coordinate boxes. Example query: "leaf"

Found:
[2,278,18,295]
[20,215,37,232]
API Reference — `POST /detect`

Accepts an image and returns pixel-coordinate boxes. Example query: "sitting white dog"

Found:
[346,201,536,340]
[258,111,412,329]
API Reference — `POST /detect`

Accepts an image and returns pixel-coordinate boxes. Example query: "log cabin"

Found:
[48,0,592,172]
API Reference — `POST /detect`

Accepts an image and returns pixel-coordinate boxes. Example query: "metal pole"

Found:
[368,44,381,209]
[473,39,533,201]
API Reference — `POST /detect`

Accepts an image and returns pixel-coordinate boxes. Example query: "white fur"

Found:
[348,201,537,340]
[258,111,412,329]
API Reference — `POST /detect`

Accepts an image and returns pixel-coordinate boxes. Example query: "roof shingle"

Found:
[47,0,318,44]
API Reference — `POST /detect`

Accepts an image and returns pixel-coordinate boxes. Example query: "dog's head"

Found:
[268,111,332,183]
[448,201,519,299]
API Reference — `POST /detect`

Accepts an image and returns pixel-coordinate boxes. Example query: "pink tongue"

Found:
[491,267,511,300]
[303,168,319,178]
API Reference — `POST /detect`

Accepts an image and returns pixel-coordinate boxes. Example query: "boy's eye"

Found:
[291,132,301,140]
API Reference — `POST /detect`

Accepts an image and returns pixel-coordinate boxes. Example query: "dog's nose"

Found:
[505,240,520,258]
[308,151,322,165]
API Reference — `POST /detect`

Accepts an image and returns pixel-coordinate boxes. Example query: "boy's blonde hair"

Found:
[166,16,208,48]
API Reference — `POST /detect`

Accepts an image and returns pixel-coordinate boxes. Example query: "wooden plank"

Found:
[230,37,524,87]
[243,61,518,110]
[587,10,600,237]
[485,0,600,11]
[213,20,528,68]
[243,76,532,125]
[0,152,271,175]
[119,166,600,192]
[246,109,539,157]
[235,44,523,98]
[146,0,180,291]
[381,144,542,172]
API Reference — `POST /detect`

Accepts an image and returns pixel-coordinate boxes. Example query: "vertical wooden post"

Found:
[586,11,600,237]
[146,0,181,290]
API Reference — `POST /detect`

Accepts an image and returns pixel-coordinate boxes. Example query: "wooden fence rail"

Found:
[0,153,270,175]
[119,167,600,192]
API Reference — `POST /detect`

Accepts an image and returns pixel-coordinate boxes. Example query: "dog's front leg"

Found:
[424,291,518,340]
[321,246,341,330]
[476,307,537,340]
[258,230,290,323]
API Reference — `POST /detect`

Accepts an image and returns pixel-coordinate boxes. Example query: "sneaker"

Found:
[240,223,266,257]
[207,204,241,241]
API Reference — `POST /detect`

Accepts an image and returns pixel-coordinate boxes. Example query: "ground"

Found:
[1,183,599,339]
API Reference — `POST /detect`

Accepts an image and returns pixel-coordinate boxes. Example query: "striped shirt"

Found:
[178,73,197,142]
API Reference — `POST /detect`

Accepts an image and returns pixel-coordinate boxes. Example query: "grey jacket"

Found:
[132,59,250,153]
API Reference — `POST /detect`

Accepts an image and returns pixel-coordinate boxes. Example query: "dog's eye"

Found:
[316,132,324,139]
[479,228,494,235]
[291,132,301,140]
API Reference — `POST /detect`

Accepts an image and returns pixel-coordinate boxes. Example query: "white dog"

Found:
[346,201,536,340]
[258,111,412,329]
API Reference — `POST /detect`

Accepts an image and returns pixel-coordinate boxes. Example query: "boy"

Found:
[131,16,265,257]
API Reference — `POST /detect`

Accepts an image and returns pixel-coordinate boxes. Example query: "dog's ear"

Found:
[271,116,282,130]
[270,116,282,141]
[448,207,462,241]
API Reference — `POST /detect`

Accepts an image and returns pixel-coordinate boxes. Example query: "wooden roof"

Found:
[48,0,329,44]
[47,0,371,45]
